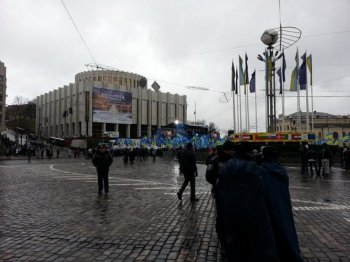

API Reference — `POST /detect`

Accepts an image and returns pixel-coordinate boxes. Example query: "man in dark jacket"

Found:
[177,143,198,202]
[92,145,113,194]
[216,142,279,262]
[205,141,235,196]
[261,146,304,262]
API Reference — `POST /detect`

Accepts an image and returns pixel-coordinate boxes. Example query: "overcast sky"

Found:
[1,0,350,133]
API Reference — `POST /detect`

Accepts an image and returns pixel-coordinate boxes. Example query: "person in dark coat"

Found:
[92,145,113,194]
[216,142,279,262]
[260,146,304,262]
[305,145,318,177]
[177,143,198,202]
[205,141,235,197]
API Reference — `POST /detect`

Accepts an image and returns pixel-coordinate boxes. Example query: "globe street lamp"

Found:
[258,29,279,132]
[258,27,301,133]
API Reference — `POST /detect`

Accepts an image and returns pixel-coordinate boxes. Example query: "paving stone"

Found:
[1,158,350,260]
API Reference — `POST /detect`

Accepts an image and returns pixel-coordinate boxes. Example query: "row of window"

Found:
[79,76,139,88]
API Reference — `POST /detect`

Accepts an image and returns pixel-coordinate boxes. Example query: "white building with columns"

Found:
[36,70,187,139]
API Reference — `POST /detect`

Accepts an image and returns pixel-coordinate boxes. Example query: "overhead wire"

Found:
[60,0,97,65]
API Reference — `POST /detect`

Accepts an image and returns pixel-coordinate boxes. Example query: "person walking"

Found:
[260,146,304,262]
[216,142,279,261]
[92,145,113,194]
[177,143,198,202]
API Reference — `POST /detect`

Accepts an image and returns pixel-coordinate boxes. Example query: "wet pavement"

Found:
[0,156,350,261]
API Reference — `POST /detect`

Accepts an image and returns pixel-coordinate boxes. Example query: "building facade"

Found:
[0,61,6,132]
[36,70,187,139]
[276,112,350,138]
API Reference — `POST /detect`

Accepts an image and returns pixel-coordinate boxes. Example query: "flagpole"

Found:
[297,82,301,132]
[233,90,236,132]
[311,83,314,132]
[247,87,250,133]
[237,90,240,133]
[282,81,285,131]
[239,85,242,133]
[255,85,258,133]
[265,76,268,132]
[305,51,310,132]
[306,82,310,132]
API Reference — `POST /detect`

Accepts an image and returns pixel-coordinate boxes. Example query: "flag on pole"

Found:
[290,49,299,91]
[239,55,244,86]
[231,61,236,92]
[299,52,307,90]
[277,67,283,94]
[245,53,249,85]
[235,68,238,94]
[249,70,256,93]
[282,51,286,82]
[307,54,313,85]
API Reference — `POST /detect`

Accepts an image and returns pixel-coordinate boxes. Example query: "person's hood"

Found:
[261,161,288,181]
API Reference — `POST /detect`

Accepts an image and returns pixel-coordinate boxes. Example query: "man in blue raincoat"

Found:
[260,146,304,262]
[216,142,279,262]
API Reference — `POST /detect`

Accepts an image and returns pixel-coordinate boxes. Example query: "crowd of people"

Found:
[199,142,304,262]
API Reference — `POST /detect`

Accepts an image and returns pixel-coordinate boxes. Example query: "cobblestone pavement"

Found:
[0,156,350,261]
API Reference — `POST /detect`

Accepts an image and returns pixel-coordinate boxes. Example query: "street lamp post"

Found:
[258,29,281,132]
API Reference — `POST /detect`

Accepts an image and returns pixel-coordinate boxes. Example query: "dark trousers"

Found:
[308,160,318,176]
[178,175,195,200]
[97,170,109,193]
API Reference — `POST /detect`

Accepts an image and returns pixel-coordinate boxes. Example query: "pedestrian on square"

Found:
[320,143,332,176]
[299,143,307,175]
[260,146,304,262]
[205,141,235,197]
[177,143,198,202]
[92,145,113,194]
[305,145,318,177]
[216,142,279,262]
[56,148,60,158]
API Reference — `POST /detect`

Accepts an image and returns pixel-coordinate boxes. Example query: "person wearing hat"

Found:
[205,141,235,196]
[177,143,198,202]
[92,145,113,194]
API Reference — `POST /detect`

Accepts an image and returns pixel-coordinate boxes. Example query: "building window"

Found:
[119,79,122,86]
[114,77,118,82]
[108,76,112,83]
[103,76,107,81]
[124,78,127,85]
[98,76,102,81]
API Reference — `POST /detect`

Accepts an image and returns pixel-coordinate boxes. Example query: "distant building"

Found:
[0,61,6,132]
[276,112,350,138]
[36,70,187,139]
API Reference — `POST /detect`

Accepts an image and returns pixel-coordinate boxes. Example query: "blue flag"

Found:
[277,67,282,94]
[249,70,256,93]
[299,52,307,90]
[239,55,245,86]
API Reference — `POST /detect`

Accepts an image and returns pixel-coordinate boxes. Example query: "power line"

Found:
[60,0,97,64]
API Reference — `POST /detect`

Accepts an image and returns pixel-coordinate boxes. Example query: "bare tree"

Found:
[13,96,30,105]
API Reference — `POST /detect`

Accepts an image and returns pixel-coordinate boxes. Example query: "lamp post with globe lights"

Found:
[258,29,282,132]
[257,26,301,133]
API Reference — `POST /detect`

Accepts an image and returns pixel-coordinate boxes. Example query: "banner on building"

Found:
[92,87,132,124]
